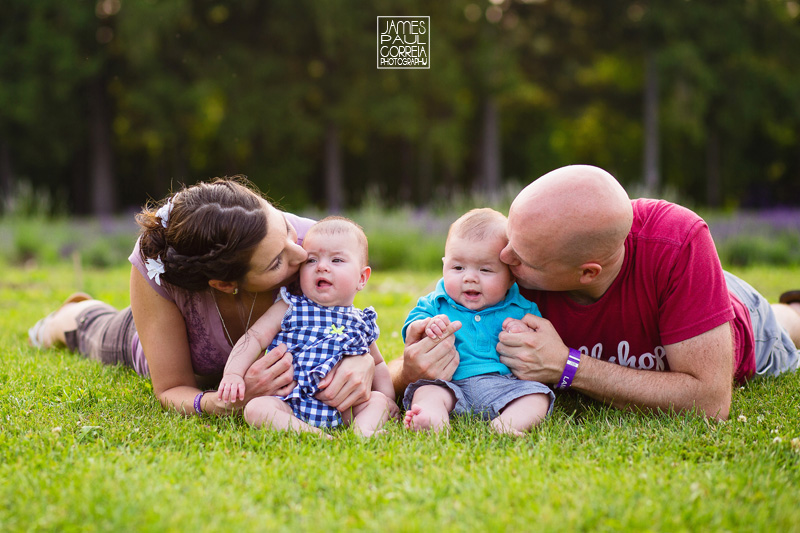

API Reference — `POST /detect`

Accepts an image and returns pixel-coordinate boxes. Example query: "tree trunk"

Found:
[324,122,344,212]
[480,97,501,200]
[88,75,115,216]
[643,51,660,197]
[398,139,414,204]
[0,138,13,205]
[417,136,433,205]
[706,127,721,207]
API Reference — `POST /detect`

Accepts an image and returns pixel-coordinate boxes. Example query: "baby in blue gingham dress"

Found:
[269,287,379,428]
[218,217,398,437]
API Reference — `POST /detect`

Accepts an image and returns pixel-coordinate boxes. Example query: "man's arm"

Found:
[573,323,733,419]
[498,314,733,420]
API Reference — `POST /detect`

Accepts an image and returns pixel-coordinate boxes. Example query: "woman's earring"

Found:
[233,288,239,295]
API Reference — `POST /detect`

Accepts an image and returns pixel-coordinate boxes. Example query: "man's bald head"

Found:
[508,165,633,269]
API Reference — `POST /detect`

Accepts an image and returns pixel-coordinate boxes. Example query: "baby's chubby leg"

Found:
[491,393,550,436]
[342,391,399,438]
[404,384,456,432]
[243,396,328,437]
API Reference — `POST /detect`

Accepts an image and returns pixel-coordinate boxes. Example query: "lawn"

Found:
[2,263,800,532]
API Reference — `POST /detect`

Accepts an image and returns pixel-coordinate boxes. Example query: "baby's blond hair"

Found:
[447,208,508,246]
[305,216,369,265]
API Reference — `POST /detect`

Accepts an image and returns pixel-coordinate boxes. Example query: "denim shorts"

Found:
[724,271,800,377]
[403,373,555,420]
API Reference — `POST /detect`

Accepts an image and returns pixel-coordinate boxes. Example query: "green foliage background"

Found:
[2,0,800,213]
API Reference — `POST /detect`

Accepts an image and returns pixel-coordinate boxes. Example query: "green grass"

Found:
[3,263,800,532]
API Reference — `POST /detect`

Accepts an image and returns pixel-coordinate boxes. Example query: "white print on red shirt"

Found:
[580,341,666,371]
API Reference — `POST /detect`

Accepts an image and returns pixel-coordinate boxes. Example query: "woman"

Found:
[29,177,375,416]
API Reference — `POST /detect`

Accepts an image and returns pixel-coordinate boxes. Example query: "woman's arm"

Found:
[130,267,238,416]
[131,267,297,415]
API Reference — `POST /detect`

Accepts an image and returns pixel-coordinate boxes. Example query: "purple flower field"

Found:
[706,209,800,266]
[706,209,800,242]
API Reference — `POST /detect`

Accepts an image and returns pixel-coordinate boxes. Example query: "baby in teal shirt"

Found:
[402,208,554,435]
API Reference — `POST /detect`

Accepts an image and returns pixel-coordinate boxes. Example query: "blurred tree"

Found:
[642,49,660,196]
[648,0,800,206]
[504,1,645,188]
[3,0,800,213]
[0,0,102,214]
[113,0,204,198]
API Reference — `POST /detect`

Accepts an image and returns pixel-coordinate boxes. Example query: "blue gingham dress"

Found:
[269,287,379,428]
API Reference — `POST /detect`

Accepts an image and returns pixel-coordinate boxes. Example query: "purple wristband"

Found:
[193,392,204,415]
[556,348,582,390]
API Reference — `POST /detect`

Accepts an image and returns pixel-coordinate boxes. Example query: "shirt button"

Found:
[475,315,481,322]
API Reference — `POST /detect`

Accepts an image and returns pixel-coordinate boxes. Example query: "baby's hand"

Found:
[218,374,246,403]
[424,315,451,340]
[503,318,530,335]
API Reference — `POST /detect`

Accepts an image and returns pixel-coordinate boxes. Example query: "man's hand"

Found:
[398,319,462,386]
[424,315,452,340]
[497,314,568,384]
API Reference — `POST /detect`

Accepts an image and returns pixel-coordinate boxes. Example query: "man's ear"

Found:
[357,266,372,291]
[578,263,602,284]
[208,279,238,294]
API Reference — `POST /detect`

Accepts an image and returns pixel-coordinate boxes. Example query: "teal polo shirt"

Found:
[402,279,542,381]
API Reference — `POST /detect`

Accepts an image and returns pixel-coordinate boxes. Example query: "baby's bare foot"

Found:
[404,404,440,432]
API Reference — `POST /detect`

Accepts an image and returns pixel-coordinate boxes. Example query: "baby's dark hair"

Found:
[136,176,269,292]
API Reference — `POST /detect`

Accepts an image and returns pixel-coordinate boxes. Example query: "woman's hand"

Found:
[242,343,296,401]
[315,355,375,412]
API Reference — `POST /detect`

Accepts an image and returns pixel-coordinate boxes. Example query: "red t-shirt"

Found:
[520,199,756,383]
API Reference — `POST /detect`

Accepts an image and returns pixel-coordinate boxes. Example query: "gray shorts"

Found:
[724,271,800,377]
[403,373,555,420]
[64,303,145,375]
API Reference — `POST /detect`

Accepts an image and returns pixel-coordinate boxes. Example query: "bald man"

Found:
[391,165,800,420]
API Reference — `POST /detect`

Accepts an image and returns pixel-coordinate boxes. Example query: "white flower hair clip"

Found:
[145,256,166,286]
[156,198,174,229]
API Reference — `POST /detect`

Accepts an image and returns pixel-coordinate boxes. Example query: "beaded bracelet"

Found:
[556,348,582,390]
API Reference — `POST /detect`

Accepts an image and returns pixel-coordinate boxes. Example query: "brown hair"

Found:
[305,216,369,265]
[136,176,269,291]
[447,208,508,244]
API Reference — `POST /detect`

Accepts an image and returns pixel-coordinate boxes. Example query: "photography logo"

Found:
[377,16,429,69]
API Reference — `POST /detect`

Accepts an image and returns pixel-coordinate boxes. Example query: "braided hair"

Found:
[136,176,269,292]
